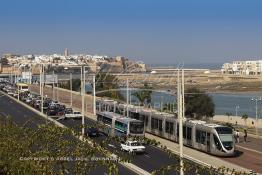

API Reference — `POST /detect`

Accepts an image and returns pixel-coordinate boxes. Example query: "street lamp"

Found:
[251,97,261,137]
[177,68,184,175]
[235,105,239,117]
[63,65,96,139]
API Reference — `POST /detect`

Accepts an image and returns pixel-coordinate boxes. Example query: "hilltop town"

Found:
[0,49,146,74]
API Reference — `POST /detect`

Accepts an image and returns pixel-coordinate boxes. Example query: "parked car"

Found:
[46,106,59,116]
[65,108,73,114]
[33,100,41,109]
[64,111,82,119]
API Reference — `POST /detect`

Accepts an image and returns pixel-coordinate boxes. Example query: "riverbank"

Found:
[213,115,262,129]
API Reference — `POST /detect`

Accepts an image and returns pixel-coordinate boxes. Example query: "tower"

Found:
[65,48,69,57]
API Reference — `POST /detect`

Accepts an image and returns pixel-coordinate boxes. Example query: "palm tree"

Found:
[163,103,176,113]
[132,83,152,106]
[225,112,232,123]
[132,91,148,106]
[241,114,248,127]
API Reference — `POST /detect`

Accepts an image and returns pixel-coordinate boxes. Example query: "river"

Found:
[118,89,262,119]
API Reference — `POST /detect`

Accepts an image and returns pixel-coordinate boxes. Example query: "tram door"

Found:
[207,133,210,152]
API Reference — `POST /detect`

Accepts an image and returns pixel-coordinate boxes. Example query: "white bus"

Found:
[97,111,145,137]
[16,83,29,92]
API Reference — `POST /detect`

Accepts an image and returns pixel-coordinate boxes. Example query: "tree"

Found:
[225,112,232,123]
[59,79,84,92]
[185,87,215,120]
[163,103,176,113]
[132,83,152,106]
[95,73,124,101]
[0,117,119,175]
[241,114,248,127]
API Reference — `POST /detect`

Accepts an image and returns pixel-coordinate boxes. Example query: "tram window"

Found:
[196,129,206,144]
[151,118,156,129]
[159,120,162,131]
[176,124,179,137]
[200,131,206,144]
[145,116,148,126]
[187,127,192,140]
[165,122,169,133]
[213,134,222,150]
[151,118,162,131]
[196,130,201,143]
[170,123,173,134]
[183,126,186,139]
[165,121,174,134]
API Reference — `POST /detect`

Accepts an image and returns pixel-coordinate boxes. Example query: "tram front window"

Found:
[215,127,233,150]
[130,122,144,134]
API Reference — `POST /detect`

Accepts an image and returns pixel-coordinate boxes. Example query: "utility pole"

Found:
[251,98,261,137]
[53,70,55,100]
[39,66,42,98]
[235,105,239,117]
[177,68,184,175]
[126,78,129,118]
[29,64,32,84]
[70,72,72,107]
[81,66,85,139]
[41,65,44,114]
[93,74,96,115]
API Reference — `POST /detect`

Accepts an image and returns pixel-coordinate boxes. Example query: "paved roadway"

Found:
[0,93,136,175]
[59,119,180,174]
[220,137,262,174]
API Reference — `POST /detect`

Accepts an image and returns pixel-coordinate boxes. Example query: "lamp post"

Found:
[41,64,45,114]
[70,72,72,107]
[235,105,239,117]
[64,65,95,139]
[52,70,55,100]
[251,97,261,137]
[93,74,96,115]
[81,66,85,139]
[126,78,129,118]
[177,68,184,175]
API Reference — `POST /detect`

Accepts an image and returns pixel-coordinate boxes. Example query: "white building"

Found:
[221,60,262,75]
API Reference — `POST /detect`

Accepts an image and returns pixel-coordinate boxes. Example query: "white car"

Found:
[7,91,15,96]
[120,141,145,154]
[64,111,83,119]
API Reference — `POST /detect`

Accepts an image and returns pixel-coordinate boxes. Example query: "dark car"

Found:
[65,108,73,114]
[86,127,100,137]
[46,106,59,116]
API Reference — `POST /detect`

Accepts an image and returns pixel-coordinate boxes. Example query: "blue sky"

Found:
[1,0,262,66]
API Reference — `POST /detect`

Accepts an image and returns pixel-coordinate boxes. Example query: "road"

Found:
[220,137,262,174]
[59,119,180,174]
[0,93,137,175]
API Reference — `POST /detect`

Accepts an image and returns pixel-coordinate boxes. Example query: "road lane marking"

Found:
[108,144,116,148]
[144,154,150,158]
[0,112,8,117]
[236,145,262,154]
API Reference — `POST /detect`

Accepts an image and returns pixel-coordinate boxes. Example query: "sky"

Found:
[1,0,262,66]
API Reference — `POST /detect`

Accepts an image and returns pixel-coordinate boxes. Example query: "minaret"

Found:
[65,48,69,57]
